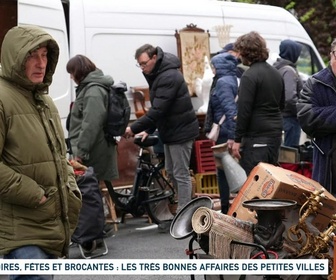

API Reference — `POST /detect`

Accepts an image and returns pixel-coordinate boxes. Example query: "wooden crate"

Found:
[194,140,216,173]
[195,172,219,194]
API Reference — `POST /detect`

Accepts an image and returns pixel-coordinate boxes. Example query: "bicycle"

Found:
[104,135,177,225]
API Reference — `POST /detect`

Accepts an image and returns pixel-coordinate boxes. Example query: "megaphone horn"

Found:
[211,143,247,193]
[170,196,213,240]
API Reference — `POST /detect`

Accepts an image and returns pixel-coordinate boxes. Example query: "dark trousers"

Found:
[240,136,282,176]
[217,167,230,214]
[216,136,230,214]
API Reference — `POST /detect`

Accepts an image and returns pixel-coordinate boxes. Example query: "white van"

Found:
[0,0,325,128]
[0,0,324,185]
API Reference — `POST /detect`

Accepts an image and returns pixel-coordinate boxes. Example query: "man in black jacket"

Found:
[125,44,199,221]
[231,32,285,175]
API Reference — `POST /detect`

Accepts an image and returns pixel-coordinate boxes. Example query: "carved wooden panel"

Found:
[175,24,210,97]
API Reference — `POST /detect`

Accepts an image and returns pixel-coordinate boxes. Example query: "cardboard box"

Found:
[228,162,336,231]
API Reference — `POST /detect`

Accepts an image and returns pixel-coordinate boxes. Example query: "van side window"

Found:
[297,43,323,78]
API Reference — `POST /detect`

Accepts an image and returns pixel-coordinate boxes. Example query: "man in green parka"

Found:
[0,25,82,278]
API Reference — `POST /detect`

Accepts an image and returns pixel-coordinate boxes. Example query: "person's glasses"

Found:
[136,58,151,68]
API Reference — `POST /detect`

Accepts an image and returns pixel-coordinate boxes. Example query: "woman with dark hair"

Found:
[66,55,97,84]
[66,55,118,244]
[231,32,285,175]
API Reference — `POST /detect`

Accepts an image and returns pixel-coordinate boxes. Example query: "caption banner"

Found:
[0,259,328,275]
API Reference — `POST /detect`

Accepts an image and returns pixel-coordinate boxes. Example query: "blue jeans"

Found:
[4,246,55,280]
[283,116,301,147]
[164,140,194,212]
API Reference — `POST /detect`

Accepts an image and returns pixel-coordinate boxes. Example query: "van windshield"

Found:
[297,42,324,80]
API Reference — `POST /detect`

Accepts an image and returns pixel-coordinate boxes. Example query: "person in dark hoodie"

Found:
[124,44,199,223]
[273,39,303,147]
[204,52,238,214]
[297,39,336,194]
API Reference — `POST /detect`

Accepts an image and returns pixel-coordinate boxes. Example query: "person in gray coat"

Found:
[274,39,303,147]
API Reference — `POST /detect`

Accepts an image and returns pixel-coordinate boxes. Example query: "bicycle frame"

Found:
[104,135,175,221]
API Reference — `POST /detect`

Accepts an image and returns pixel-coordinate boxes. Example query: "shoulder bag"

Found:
[206,115,226,142]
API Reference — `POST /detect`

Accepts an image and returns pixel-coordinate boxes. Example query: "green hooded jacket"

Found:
[69,69,119,181]
[0,25,82,258]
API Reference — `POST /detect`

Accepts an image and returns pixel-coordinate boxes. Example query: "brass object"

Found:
[287,188,335,279]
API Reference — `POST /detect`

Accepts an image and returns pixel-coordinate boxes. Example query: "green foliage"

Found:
[234,0,336,61]
[299,8,315,23]
[285,2,295,10]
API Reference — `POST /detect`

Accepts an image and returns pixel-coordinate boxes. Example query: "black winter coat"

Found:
[131,47,199,144]
[235,61,284,142]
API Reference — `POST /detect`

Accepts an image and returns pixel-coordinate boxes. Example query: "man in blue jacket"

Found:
[125,44,199,225]
[297,39,336,194]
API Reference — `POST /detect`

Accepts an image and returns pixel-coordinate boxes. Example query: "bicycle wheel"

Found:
[144,173,176,224]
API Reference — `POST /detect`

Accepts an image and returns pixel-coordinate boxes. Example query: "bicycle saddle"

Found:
[134,135,159,147]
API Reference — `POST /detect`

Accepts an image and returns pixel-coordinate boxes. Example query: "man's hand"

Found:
[70,159,87,171]
[136,131,149,142]
[227,139,234,150]
[124,126,134,139]
[231,142,241,160]
[39,195,47,205]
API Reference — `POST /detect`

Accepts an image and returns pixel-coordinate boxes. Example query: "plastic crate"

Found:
[194,140,216,173]
[195,172,219,194]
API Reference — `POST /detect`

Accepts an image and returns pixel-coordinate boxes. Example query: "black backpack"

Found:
[103,82,131,143]
[67,82,131,143]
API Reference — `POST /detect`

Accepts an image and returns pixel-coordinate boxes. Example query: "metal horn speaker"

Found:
[211,143,247,193]
[170,196,213,240]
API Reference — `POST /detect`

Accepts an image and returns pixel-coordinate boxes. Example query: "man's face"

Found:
[25,46,48,84]
[331,49,336,76]
[137,53,156,75]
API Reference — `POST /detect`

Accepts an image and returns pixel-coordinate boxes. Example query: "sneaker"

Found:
[157,220,171,233]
